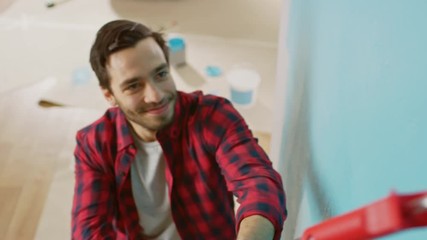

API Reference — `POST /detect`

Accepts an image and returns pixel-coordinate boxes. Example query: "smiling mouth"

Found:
[145,102,170,115]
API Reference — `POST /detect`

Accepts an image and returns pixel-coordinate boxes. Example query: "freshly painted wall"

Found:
[273,0,427,239]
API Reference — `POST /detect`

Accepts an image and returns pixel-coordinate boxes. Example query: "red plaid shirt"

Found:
[72,91,287,240]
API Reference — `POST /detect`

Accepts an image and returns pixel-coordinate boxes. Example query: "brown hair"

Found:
[89,19,169,90]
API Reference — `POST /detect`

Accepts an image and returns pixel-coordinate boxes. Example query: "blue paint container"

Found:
[168,38,185,52]
[226,67,261,108]
[167,36,186,66]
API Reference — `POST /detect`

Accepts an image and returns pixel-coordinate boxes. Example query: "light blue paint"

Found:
[230,89,253,105]
[285,0,427,238]
[205,65,222,77]
[168,38,185,52]
[72,66,92,85]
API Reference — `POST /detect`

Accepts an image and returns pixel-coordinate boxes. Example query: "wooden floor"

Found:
[0,80,101,240]
[0,80,271,240]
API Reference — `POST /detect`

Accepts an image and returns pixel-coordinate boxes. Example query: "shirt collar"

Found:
[115,107,135,151]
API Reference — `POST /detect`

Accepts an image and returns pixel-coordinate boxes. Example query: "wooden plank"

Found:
[0,186,22,240]
[0,142,13,174]
[254,130,272,155]
[2,161,55,240]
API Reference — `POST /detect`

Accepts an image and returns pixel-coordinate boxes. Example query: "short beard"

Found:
[120,92,177,132]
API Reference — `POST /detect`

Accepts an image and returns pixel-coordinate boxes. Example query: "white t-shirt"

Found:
[130,139,181,240]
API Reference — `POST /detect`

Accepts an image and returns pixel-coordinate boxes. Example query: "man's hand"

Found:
[237,215,275,240]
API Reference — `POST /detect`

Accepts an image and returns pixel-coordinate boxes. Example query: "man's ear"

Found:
[101,87,117,107]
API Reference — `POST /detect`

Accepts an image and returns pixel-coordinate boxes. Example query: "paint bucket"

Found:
[226,65,261,108]
[167,35,186,66]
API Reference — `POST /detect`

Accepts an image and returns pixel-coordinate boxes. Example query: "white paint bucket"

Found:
[226,66,261,108]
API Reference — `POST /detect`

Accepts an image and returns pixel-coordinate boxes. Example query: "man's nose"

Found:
[143,81,163,103]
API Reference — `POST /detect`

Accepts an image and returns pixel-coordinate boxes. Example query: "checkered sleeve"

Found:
[71,130,117,240]
[201,97,287,239]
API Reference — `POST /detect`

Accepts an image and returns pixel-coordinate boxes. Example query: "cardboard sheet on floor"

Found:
[38,75,109,110]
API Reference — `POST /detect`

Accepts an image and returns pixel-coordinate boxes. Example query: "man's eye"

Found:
[126,82,140,91]
[156,70,169,80]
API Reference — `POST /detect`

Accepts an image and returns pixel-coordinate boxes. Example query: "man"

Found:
[72,19,287,240]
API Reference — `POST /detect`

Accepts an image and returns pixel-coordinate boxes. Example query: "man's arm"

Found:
[71,132,117,240]
[200,97,287,240]
[237,215,275,240]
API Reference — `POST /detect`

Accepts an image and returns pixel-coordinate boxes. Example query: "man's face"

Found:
[104,37,177,134]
